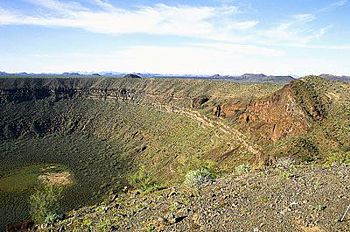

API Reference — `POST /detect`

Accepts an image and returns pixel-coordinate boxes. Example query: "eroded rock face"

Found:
[222,80,327,141]
[0,78,329,142]
[0,78,139,104]
[192,96,209,109]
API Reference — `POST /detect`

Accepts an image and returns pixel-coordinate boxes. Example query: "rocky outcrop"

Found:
[192,96,209,109]
[222,80,328,141]
[0,79,146,104]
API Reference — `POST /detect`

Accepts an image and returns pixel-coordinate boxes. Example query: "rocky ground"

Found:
[41,164,349,232]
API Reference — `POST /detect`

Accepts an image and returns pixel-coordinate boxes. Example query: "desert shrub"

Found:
[324,152,350,167]
[278,169,293,180]
[344,105,350,118]
[184,168,215,187]
[44,213,59,224]
[294,137,319,162]
[235,163,251,175]
[129,166,163,193]
[147,223,156,232]
[29,185,63,224]
[82,217,93,230]
[180,156,218,177]
[96,217,113,232]
[275,157,295,169]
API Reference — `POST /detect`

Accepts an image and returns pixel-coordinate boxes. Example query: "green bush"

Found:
[44,213,59,224]
[179,156,218,178]
[324,152,350,167]
[235,164,251,175]
[184,168,215,187]
[29,185,63,224]
[129,166,162,193]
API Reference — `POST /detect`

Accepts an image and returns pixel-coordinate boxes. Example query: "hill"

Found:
[215,73,296,84]
[319,74,350,83]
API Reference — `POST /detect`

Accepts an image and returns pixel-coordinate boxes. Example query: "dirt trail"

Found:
[94,95,261,156]
[151,103,261,156]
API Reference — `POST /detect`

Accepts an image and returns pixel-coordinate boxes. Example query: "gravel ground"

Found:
[45,165,350,232]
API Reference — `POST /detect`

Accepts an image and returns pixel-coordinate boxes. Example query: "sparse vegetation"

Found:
[278,169,293,180]
[146,223,156,232]
[184,168,215,187]
[324,152,350,167]
[41,165,350,232]
[29,185,63,224]
[129,166,163,193]
[235,164,251,175]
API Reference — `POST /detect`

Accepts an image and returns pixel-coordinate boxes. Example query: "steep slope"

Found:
[38,164,350,232]
[0,77,278,229]
[221,78,328,142]
[1,76,349,173]
[0,77,280,173]
[1,76,349,166]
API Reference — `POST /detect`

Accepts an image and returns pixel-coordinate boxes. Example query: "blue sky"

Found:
[0,0,349,75]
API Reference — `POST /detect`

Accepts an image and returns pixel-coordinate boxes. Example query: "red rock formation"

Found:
[222,80,326,142]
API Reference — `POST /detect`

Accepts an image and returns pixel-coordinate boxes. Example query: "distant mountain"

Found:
[62,72,81,76]
[0,71,33,76]
[241,73,267,79]
[319,74,350,83]
[207,73,295,84]
[100,72,124,77]
[8,71,350,85]
[139,73,295,84]
[123,73,142,78]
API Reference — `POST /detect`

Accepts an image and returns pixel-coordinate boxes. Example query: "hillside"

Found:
[0,77,280,229]
[46,164,350,232]
[319,74,350,83]
[0,76,349,230]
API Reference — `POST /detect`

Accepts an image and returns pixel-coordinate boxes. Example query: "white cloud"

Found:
[0,1,243,42]
[89,0,115,11]
[25,0,87,12]
[0,0,324,45]
[225,20,259,31]
[288,43,350,50]
[318,0,348,13]
[332,0,348,7]
[257,14,332,44]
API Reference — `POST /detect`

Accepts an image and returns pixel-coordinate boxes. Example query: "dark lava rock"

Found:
[192,96,210,109]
